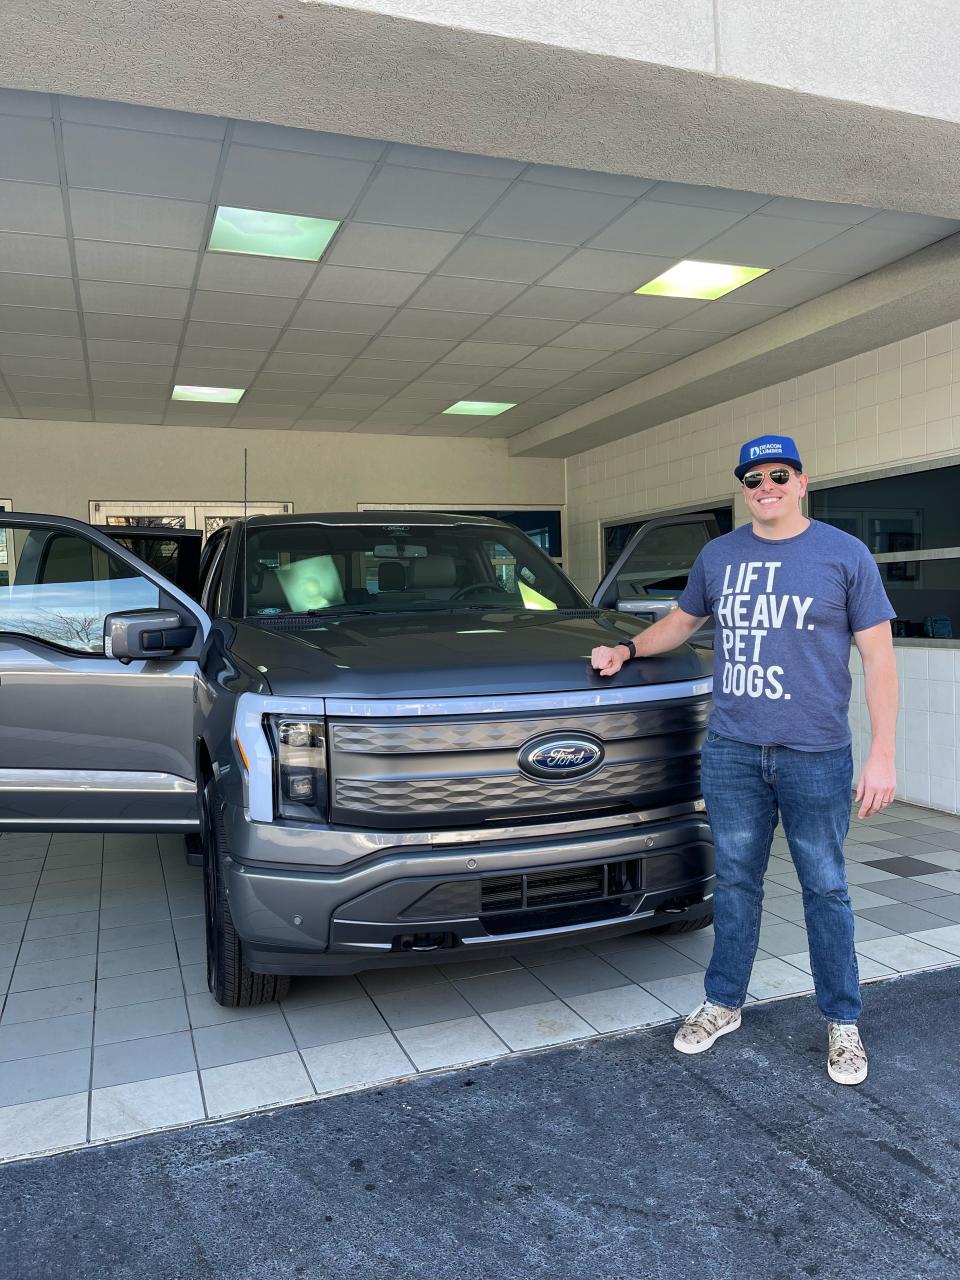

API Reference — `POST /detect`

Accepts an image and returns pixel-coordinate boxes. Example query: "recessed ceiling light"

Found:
[442,401,517,416]
[634,260,770,300]
[172,385,245,404]
[208,206,340,261]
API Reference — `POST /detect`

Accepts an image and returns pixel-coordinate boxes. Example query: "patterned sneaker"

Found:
[673,1000,741,1055]
[827,1023,868,1086]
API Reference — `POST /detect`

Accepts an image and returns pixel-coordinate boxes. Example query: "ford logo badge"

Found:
[518,732,605,782]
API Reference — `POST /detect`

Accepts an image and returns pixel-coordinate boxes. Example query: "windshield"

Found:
[242,522,587,618]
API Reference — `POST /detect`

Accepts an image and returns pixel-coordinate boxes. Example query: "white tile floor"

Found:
[2,800,960,1162]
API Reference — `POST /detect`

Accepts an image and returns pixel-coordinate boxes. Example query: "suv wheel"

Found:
[201,780,290,1007]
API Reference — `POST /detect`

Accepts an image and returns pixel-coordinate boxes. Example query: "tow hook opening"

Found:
[656,894,705,916]
[393,932,459,953]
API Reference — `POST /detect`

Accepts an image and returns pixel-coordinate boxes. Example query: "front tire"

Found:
[202,780,290,1007]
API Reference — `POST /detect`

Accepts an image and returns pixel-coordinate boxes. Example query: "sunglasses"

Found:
[742,467,795,489]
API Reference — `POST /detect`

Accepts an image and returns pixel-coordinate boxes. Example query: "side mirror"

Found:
[104,610,197,661]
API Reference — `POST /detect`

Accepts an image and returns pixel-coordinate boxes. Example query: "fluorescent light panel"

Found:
[172,385,245,404]
[208,206,340,261]
[635,260,770,300]
[443,401,516,416]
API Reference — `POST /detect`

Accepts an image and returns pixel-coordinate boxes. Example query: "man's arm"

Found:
[853,621,898,819]
[591,608,708,677]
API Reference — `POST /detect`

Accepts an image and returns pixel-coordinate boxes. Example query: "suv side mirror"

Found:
[104,610,197,661]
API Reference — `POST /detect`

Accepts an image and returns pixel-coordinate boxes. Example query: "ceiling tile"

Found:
[468,382,538,402]
[589,350,672,374]
[385,144,524,178]
[0,274,76,309]
[0,304,79,336]
[2,352,85,377]
[277,329,371,356]
[322,382,401,400]
[68,190,209,250]
[196,253,314,297]
[360,405,437,426]
[502,286,622,321]
[439,342,533,366]
[729,268,853,307]
[311,394,388,411]
[405,418,476,437]
[6,378,88,399]
[360,335,459,362]
[295,418,363,432]
[521,165,654,197]
[183,320,282,349]
[262,352,352,376]
[437,235,570,283]
[513,347,602,371]
[59,97,225,139]
[466,315,573,345]
[75,241,198,287]
[760,196,877,224]
[0,89,52,117]
[327,223,461,273]
[0,181,66,236]
[411,364,489,386]
[588,295,708,325]
[89,362,173,385]
[786,227,943,274]
[0,332,82,359]
[556,370,636,391]
[538,249,674,291]
[407,277,526,313]
[643,181,771,212]
[0,232,71,277]
[467,364,570,388]
[695,214,849,268]
[550,323,656,351]
[0,117,59,184]
[306,266,425,307]
[862,210,960,236]
[252,372,333,393]
[190,291,298,327]
[475,183,633,245]
[164,406,235,426]
[291,299,393,334]
[348,358,425,383]
[79,281,190,319]
[230,410,301,429]
[86,339,179,366]
[589,200,746,255]
[382,309,486,340]
[628,329,716,356]
[18,403,92,421]
[218,145,375,219]
[352,167,512,232]
[230,121,385,161]
[391,385,467,405]
[63,124,222,201]
[84,314,184,343]
[239,388,316,406]
[175,366,257,388]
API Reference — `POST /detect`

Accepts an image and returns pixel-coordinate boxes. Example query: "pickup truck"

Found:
[0,511,714,1006]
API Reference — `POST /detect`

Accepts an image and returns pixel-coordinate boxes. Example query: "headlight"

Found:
[267,716,328,822]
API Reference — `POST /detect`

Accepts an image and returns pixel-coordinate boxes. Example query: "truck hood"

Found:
[228,609,712,699]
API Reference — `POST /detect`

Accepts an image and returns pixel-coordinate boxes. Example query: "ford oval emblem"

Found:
[518,732,605,782]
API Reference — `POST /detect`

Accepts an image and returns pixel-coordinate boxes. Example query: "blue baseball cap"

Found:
[734,434,804,481]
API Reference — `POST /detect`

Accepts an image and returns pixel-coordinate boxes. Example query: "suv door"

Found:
[0,515,210,831]
[592,512,721,642]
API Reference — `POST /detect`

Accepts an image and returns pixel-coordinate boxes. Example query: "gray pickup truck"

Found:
[0,511,714,1006]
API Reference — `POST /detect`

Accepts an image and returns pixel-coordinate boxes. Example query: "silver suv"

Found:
[0,512,715,1006]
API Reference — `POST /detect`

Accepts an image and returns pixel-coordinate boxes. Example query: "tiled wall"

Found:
[565,318,960,814]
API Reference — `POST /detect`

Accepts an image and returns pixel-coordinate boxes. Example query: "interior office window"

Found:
[450,510,562,559]
[810,463,960,638]
[604,506,732,573]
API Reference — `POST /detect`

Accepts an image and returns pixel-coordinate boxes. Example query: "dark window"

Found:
[448,510,562,558]
[604,506,732,572]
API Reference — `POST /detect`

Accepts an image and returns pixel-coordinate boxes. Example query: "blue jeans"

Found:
[701,733,861,1024]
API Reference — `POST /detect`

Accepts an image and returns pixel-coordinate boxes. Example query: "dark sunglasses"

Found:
[742,467,794,489]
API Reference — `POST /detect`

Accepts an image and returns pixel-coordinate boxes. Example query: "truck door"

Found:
[0,514,211,831]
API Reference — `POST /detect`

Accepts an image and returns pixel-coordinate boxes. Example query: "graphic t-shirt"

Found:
[677,520,895,751]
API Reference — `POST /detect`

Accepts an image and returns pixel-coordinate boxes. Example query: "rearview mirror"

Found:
[104,610,197,661]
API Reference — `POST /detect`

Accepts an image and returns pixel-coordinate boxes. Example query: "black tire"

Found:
[202,780,291,1007]
[656,910,714,935]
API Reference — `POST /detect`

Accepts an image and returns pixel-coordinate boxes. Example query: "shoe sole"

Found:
[828,1062,868,1086]
[673,1012,741,1055]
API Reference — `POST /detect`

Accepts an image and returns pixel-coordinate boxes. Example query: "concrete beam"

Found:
[508,234,960,457]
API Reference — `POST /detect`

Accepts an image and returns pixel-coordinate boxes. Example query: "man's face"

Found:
[740,460,808,524]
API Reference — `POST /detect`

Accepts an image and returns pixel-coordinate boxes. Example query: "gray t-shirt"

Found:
[677,519,895,751]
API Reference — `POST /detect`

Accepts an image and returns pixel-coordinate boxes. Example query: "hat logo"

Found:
[749,443,779,459]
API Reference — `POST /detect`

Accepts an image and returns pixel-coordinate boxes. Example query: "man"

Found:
[591,434,898,1086]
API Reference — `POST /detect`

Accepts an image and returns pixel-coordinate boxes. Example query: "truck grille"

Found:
[327,696,709,830]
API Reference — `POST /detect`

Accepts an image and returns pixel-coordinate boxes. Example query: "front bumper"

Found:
[223,807,714,976]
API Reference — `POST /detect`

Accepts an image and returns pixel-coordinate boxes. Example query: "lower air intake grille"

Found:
[481,861,634,913]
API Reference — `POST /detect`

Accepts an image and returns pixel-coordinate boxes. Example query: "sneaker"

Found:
[827,1023,868,1086]
[673,1000,741,1055]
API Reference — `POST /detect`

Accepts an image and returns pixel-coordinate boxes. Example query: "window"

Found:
[604,506,732,572]
[810,463,960,639]
[0,525,159,654]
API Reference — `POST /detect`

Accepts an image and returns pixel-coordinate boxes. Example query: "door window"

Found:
[0,525,159,654]
[614,522,715,604]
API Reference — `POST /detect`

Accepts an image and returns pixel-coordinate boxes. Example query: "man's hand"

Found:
[591,644,627,677]
[855,752,896,819]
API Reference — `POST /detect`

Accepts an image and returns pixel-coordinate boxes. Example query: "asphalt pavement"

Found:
[2,967,959,1280]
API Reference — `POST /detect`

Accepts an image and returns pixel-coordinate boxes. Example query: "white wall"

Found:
[0,418,564,520]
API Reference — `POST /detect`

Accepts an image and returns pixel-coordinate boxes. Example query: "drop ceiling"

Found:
[0,88,958,440]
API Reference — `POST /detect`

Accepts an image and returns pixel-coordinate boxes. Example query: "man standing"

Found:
[591,434,897,1086]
